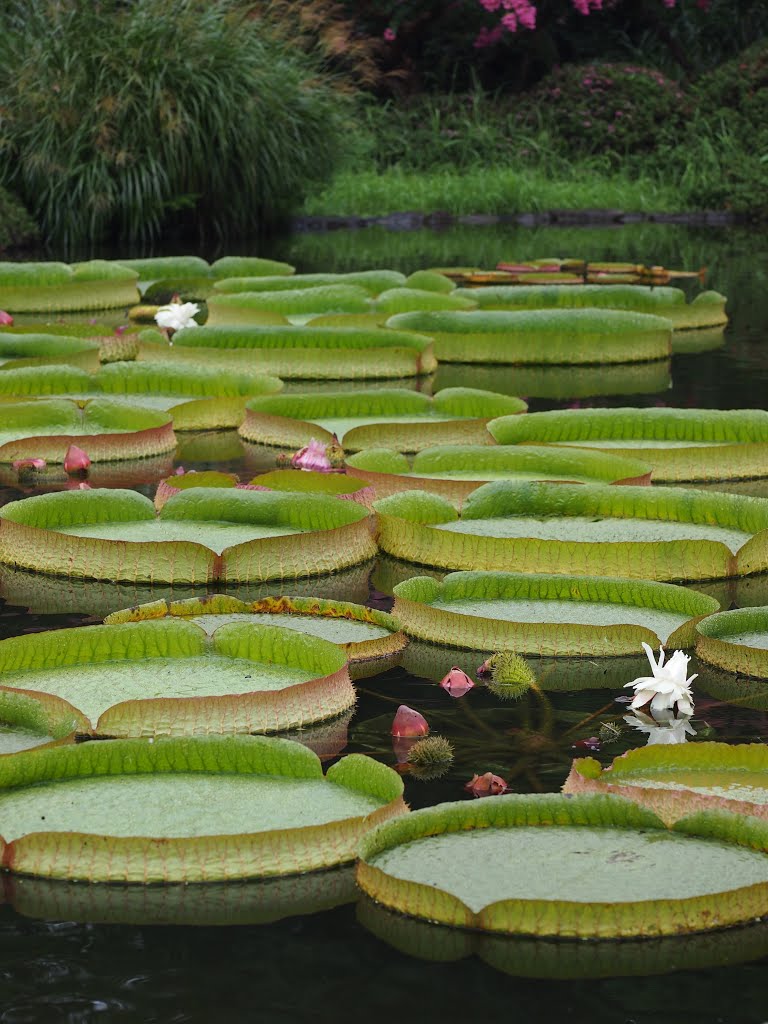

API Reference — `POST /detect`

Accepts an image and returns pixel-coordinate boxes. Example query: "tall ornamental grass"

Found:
[0,0,346,245]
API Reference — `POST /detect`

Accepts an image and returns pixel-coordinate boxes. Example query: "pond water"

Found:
[3,222,768,1021]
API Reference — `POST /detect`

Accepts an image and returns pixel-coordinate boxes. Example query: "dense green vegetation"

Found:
[0,0,765,247]
[0,0,347,246]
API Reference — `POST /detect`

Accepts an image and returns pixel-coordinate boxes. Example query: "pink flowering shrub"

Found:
[517,61,689,157]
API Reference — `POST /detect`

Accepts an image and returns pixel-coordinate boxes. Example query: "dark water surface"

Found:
[3,223,768,1022]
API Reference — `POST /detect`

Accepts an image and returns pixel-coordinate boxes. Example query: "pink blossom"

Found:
[64,445,91,474]
[474,24,504,46]
[291,438,332,473]
[383,27,396,41]
[0,311,13,326]
[465,772,508,797]
[439,666,475,698]
[391,705,429,738]
[12,458,46,472]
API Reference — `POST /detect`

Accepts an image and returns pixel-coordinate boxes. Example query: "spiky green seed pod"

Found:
[598,719,624,743]
[483,651,538,701]
[408,735,454,780]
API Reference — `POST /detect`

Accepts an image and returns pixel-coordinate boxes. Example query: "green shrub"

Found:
[0,188,38,251]
[518,62,690,160]
[0,0,347,245]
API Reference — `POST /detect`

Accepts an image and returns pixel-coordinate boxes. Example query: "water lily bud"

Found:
[391,704,429,737]
[0,310,13,326]
[439,666,474,698]
[292,438,332,473]
[64,445,91,474]
[464,772,508,798]
[12,458,46,472]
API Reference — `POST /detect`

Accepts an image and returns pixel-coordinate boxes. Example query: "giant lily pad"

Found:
[0,558,375,620]
[140,324,437,379]
[356,792,768,938]
[207,285,372,325]
[153,468,373,516]
[345,445,651,502]
[213,270,404,295]
[564,743,768,825]
[373,482,768,581]
[0,363,283,429]
[0,618,356,736]
[0,487,376,583]
[104,594,407,680]
[7,865,357,927]
[488,407,768,482]
[695,607,768,677]
[0,332,100,367]
[385,309,672,364]
[0,261,140,312]
[0,689,78,756]
[375,288,477,314]
[0,398,175,462]
[452,284,728,331]
[392,572,717,655]
[433,359,672,401]
[0,734,406,882]
[357,895,768,979]
[238,388,526,452]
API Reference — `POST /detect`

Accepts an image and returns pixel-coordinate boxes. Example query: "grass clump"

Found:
[0,0,347,246]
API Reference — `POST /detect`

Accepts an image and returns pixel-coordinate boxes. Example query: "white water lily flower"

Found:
[624,642,697,717]
[154,301,200,333]
[623,710,696,745]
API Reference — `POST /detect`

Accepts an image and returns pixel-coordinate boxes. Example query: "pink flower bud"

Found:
[12,458,46,472]
[291,438,332,473]
[64,445,91,474]
[476,658,492,679]
[114,325,128,336]
[440,666,475,698]
[0,310,13,326]
[572,736,601,752]
[464,772,508,798]
[391,704,429,738]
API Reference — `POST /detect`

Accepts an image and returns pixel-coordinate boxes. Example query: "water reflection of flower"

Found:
[624,708,696,745]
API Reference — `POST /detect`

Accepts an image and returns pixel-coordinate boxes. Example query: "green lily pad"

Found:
[392,571,717,655]
[565,743,768,825]
[695,607,768,677]
[0,261,140,312]
[0,735,406,882]
[239,388,526,452]
[0,558,375,620]
[357,793,768,937]
[404,271,456,294]
[0,363,283,421]
[7,864,357,927]
[433,359,672,401]
[452,284,728,331]
[0,332,100,367]
[213,270,404,295]
[374,482,768,581]
[0,398,175,462]
[0,689,79,756]
[0,487,376,583]
[375,288,477,314]
[346,445,651,502]
[207,285,372,325]
[488,407,768,482]
[358,896,768,979]
[143,324,437,379]
[104,594,407,681]
[0,618,356,736]
[211,256,295,279]
[385,309,672,364]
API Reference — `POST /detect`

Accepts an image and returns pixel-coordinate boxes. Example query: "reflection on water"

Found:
[3,223,768,1009]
